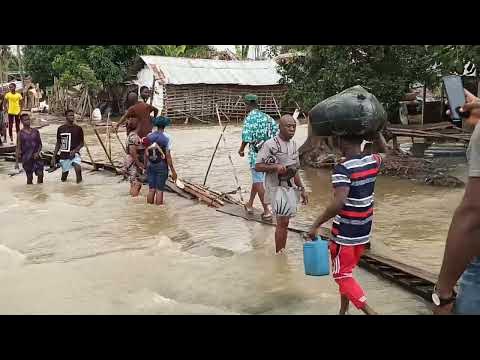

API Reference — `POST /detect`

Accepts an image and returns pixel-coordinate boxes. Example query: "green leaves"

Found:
[24,45,147,90]
[277,45,444,116]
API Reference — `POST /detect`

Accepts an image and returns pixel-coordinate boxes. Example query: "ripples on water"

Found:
[0,119,464,314]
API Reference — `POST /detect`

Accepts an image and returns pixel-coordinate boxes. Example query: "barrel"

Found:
[309,85,387,137]
[303,236,330,276]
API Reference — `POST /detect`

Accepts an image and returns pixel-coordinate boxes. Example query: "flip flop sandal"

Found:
[261,212,273,221]
[244,204,254,214]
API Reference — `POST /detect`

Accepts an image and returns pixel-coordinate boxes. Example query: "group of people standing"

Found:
[114,88,177,206]
[9,81,480,314]
[14,109,84,185]
[240,93,386,315]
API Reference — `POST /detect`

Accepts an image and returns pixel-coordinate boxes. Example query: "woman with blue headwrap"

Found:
[142,116,178,205]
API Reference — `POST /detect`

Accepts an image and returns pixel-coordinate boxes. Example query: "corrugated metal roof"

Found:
[140,55,282,86]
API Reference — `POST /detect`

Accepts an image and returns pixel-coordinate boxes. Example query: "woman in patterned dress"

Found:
[122,118,144,196]
[15,113,44,184]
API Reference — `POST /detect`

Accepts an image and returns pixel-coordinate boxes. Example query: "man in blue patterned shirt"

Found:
[239,94,279,220]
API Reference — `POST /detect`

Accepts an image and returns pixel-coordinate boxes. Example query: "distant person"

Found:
[239,94,279,221]
[255,115,308,253]
[143,116,177,206]
[0,92,6,145]
[51,109,85,183]
[15,113,44,184]
[114,92,158,138]
[122,118,144,197]
[307,132,387,315]
[433,89,480,315]
[4,83,23,144]
[139,86,151,103]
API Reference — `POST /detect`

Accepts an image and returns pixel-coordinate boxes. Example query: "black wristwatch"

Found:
[431,285,457,306]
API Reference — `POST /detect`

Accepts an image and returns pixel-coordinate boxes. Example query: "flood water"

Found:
[0,116,465,314]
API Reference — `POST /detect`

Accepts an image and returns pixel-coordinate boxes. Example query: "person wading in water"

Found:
[239,94,278,221]
[122,117,144,197]
[255,115,308,253]
[114,92,158,139]
[15,113,44,184]
[51,109,85,184]
[143,116,177,205]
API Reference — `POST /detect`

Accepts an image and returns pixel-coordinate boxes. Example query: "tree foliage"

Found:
[23,45,146,90]
[277,46,440,117]
[235,45,250,59]
[145,45,215,58]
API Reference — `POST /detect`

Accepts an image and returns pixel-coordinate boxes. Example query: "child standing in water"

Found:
[15,113,44,184]
[143,116,177,205]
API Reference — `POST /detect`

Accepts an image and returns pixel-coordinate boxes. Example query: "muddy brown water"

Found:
[0,116,465,314]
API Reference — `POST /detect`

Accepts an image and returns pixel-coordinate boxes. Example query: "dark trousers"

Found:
[8,114,21,140]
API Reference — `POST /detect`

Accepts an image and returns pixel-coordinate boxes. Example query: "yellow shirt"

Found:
[5,91,22,115]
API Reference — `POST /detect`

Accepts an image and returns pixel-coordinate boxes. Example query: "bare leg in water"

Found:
[130,178,142,197]
[246,182,271,216]
[360,303,377,315]
[73,163,82,183]
[26,171,33,185]
[147,189,155,204]
[154,190,164,205]
[339,295,350,315]
[275,216,289,253]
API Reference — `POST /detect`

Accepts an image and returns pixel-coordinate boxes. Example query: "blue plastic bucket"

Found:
[303,236,330,276]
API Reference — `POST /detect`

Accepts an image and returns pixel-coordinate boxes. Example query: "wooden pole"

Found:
[106,112,111,159]
[92,125,118,173]
[272,93,282,117]
[77,91,97,169]
[422,82,427,126]
[214,104,244,202]
[203,122,227,186]
[150,77,156,106]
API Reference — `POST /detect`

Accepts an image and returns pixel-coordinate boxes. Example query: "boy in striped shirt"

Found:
[307,132,387,315]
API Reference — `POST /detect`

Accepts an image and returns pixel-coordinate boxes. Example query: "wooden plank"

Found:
[216,203,331,238]
[363,252,437,283]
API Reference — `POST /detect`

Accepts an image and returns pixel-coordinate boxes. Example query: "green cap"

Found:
[244,94,258,102]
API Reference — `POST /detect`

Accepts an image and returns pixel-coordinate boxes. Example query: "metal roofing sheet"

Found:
[140,55,282,86]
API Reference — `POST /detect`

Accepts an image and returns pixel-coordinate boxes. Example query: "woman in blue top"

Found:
[143,116,178,205]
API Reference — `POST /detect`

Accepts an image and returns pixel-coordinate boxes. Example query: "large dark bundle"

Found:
[309,86,387,137]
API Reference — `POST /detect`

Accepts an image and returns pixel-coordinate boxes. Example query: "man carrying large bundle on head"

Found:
[239,94,279,221]
[306,86,388,315]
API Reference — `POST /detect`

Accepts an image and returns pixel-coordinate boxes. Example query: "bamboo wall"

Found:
[163,84,288,122]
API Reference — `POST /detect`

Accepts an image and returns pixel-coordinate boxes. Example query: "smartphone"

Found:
[442,75,468,126]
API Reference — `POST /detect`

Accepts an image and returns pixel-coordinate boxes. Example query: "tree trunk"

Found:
[298,123,339,168]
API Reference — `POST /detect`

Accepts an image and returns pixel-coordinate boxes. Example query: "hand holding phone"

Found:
[442,75,469,125]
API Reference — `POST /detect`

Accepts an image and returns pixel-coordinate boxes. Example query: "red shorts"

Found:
[329,242,367,309]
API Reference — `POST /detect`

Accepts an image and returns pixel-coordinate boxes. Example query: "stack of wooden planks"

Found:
[387,122,471,143]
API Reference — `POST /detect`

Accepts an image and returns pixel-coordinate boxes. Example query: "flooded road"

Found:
[0,117,464,314]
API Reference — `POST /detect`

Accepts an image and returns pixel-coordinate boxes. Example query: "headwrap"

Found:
[152,116,171,128]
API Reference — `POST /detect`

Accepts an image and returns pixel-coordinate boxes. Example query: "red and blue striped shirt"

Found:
[331,154,382,246]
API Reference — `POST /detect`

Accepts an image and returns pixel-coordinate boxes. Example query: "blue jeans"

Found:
[147,162,169,191]
[455,257,480,315]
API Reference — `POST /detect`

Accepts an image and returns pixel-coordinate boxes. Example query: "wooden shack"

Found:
[131,56,287,122]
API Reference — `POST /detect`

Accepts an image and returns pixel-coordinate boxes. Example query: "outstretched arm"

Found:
[307,186,349,239]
